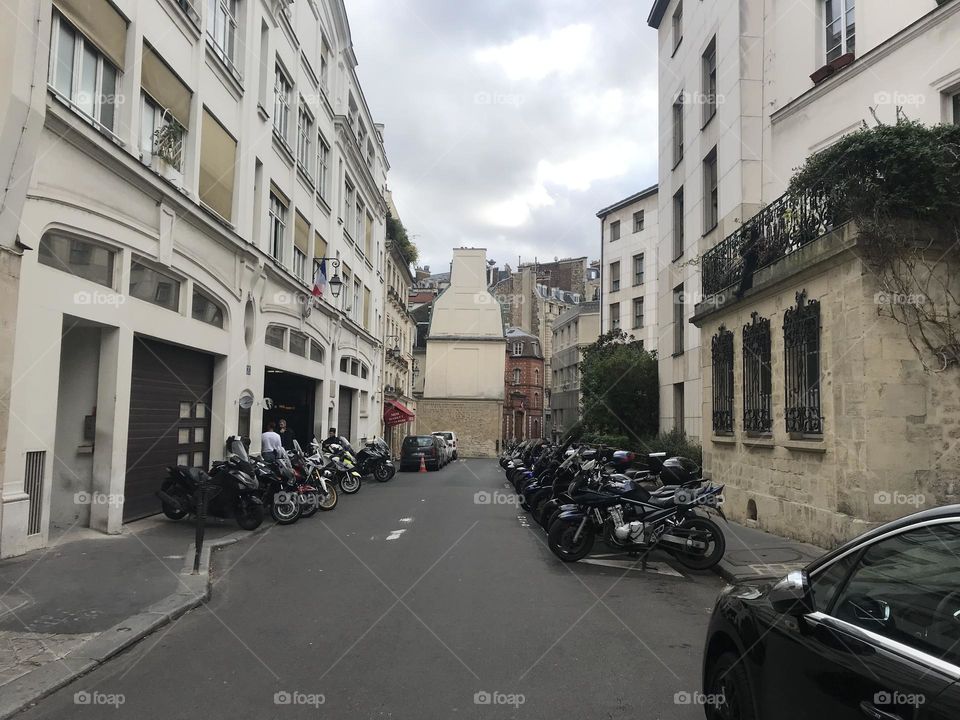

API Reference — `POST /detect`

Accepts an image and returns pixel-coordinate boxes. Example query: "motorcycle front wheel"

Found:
[668,516,726,570]
[373,464,391,482]
[548,517,595,562]
[235,499,264,530]
[318,484,338,511]
[340,474,361,494]
[271,493,302,524]
[160,480,189,520]
[299,492,320,518]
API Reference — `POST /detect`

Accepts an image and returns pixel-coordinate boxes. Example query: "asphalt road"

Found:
[20,459,726,720]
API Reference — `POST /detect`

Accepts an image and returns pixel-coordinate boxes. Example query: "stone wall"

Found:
[416,399,503,458]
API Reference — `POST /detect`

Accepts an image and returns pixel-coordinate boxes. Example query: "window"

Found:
[129,259,180,311]
[711,326,734,434]
[783,290,822,435]
[673,383,684,431]
[317,133,330,200]
[513,368,521,385]
[632,297,644,329]
[289,331,308,357]
[343,179,355,234]
[633,210,644,233]
[703,147,719,232]
[609,261,620,292]
[355,201,364,249]
[743,312,772,433]
[610,302,620,331]
[352,279,361,323]
[273,63,292,142]
[258,20,269,106]
[702,37,717,124]
[513,342,523,356]
[608,219,621,242]
[268,191,287,263]
[199,109,236,221]
[672,188,684,259]
[265,325,286,349]
[672,97,684,165]
[38,233,115,286]
[632,253,644,286]
[207,0,239,72]
[363,286,371,330]
[293,247,306,280]
[49,12,120,132]
[365,212,374,257]
[140,44,191,171]
[672,0,683,52]
[829,523,960,666]
[192,287,224,327]
[825,0,855,63]
[140,95,182,170]
[673,283,684,353]
[320,35,332,93]
[294,212,309,282]
[296,104,313,176]
[339,357,349,372]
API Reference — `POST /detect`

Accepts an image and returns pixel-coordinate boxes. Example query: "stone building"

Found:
[0,0,389,557]
[518,256,589,297]
[598,186,659,351]
[551,302,600,440]
[419,248,505,457]
[677,0,960,546]
[503,328,545,442]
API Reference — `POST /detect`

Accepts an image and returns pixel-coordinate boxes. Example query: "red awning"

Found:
[383,399,416,427]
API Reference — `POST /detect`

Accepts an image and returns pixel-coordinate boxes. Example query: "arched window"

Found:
[534,368,540,384]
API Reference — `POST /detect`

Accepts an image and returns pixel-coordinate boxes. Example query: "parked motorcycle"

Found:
[310,439,363,494]
[252,452,303,524]
[289,440,338,515]
[355,437,395,482]
[157,435,264,530]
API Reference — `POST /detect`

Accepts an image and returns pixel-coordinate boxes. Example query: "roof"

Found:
[505,327,537,340]
[647,0,671,28]
[596,184,659,218]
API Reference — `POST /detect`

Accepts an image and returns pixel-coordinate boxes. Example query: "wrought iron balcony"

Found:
[701,187,846,298]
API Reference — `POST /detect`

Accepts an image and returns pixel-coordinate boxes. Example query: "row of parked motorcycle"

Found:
[500,435,728,570]
[157,434,397,530]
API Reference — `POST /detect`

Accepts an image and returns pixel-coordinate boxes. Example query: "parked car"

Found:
[400,435,444,471]
[701,504,960,720]
[432,432,454,465]
[434,431,458,460]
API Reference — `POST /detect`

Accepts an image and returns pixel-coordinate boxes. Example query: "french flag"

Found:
[312,259,328,298]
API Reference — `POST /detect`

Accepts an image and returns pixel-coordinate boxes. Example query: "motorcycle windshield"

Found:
[228,438,250,463]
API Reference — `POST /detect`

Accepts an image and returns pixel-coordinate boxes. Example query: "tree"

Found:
[579,330,659,438]
[386,211,419,265]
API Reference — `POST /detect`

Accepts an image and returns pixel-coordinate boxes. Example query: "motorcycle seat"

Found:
[170,466,209,485]
[645,494,677,508]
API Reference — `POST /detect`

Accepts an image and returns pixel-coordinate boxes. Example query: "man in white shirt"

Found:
[261,422,285,460]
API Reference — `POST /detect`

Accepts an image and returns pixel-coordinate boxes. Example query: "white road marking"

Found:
[399,517,413,524]
[386,529,406,541]
[578,557,684,577]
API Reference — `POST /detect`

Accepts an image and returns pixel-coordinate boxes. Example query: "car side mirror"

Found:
[769,570,814,616]
[840,594,892,629]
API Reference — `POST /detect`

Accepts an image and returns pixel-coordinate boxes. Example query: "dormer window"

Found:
[513,342,523,356]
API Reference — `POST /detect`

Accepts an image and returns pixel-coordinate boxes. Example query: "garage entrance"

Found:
[263,368,317,447]
[125,336,214,521]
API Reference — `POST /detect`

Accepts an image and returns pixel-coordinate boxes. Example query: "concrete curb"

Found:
[0,528,258,719]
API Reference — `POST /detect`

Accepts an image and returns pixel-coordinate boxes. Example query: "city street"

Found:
[20,459,726,720]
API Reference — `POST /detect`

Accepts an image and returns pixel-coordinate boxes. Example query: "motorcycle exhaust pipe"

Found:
[659,533,708,551]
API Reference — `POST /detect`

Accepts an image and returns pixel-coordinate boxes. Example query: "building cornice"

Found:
[771,1,960,125]
[596,184,658,218]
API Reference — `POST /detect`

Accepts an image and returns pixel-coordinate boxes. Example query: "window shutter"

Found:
[141,44,192,127]
[295,213,309,255]
[54,0,127,70]
[199,109,236,221]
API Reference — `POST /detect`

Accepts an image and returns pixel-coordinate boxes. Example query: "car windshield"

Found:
[405,437,434,447]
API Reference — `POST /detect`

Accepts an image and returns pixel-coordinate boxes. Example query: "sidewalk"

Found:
[715,520,826,583]
[0,516,256,719]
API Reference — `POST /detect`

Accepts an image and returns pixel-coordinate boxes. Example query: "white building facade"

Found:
[0,0,389,557]
[598,185,659,351]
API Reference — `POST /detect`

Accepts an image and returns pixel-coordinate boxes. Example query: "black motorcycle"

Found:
[158,435,264,530]
[253,452,302,525]
[355,438,395,482]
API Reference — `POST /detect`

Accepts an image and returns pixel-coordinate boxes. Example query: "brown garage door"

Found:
[124,337,213,521]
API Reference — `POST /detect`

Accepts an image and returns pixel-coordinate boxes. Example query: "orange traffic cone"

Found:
[419,455,427,473]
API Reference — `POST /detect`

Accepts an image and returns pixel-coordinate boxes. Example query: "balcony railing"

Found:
[701,187,846,297]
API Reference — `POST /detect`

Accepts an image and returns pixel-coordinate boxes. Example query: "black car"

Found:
[399,435,444,471]
[702,505,960,720]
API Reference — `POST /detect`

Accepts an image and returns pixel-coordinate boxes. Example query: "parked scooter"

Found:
[157,436,264,530]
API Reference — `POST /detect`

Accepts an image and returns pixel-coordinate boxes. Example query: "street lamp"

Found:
[316,257,343,298]
[384,334,402,359]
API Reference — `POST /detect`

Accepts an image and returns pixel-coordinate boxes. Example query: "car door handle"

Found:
[859,701,903,720]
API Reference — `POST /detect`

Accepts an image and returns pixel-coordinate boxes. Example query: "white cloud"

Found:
[474,24,593,82]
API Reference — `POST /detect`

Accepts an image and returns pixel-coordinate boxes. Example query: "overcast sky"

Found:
[347,0,660,274]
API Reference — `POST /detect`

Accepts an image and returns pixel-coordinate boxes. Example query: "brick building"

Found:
[503,328,545,442]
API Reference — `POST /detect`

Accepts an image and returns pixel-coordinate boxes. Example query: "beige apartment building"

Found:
[551,301,600,440]
[0,0,390,557]
[419,248,505,457]
[649,0,960,546]
[598,186,659,351]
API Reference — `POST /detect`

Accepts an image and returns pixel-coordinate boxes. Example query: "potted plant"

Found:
[153,117,185,183]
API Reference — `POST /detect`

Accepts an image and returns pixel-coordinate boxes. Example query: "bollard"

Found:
[193,479,208,574]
